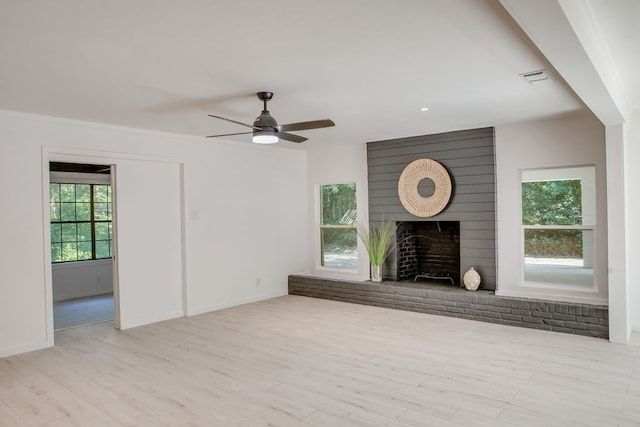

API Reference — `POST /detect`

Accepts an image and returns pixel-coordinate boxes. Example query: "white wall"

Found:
[626,109,640,330]
[495,111,608,304]
[52,260,113,301]
[0,110,307,357]
[304,143,371,281]
[184,138,308,315]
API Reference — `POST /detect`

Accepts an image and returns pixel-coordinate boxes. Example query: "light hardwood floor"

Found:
[1,295,639,426]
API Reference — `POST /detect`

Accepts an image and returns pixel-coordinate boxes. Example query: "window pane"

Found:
[524,229,582,258]
[96,240,111,259]
[95,223,110,240]
[61,242,78,262]
[49,183,113,263]
[50,183,60,202]
[77,223,92,241]
[523,229,593,286]
[521,179,582,225]
[76,203,91,221]
[61,223,77,242]
[321,183,357,225]
[50,223,62,243]
[51,243,62,262]
[77,241,92,260]
[60,184,75,202]
[94,203,110,220]
[50,202,60,222]
[94,185,109,203]
[61,203,76,221]
[321,228,358,269]
[75,184,91,202]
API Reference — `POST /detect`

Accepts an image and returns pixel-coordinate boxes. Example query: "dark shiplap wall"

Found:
[367,127,497,289]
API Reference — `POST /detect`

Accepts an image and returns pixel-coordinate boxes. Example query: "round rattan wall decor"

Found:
[398,158,452,217]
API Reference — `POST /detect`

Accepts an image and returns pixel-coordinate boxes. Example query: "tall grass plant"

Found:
[358,221,396,266]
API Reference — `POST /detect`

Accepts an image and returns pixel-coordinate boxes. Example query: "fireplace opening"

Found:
[396,221,460,284]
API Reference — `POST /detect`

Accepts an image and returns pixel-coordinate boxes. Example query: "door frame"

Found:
[41,146,187,346]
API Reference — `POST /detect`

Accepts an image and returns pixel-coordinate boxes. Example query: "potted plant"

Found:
[358,221,396,282]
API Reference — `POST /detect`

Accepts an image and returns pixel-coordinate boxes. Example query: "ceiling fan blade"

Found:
[206,131,253,138]
[277,132,308,143]
[208,114,260,131]
[275,119,335,133]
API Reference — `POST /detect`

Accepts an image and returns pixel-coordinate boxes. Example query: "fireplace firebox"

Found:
[396,221,460,285]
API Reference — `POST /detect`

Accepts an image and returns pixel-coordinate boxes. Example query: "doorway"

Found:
[49,162,117,330]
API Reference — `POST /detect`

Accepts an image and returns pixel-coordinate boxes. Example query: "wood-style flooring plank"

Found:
[0,295,638,426]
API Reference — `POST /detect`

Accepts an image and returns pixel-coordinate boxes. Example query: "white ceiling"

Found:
[0,0,634,147]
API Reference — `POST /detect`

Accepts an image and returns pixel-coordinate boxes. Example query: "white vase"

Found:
[371,265,382,282]
[463,267,481,291]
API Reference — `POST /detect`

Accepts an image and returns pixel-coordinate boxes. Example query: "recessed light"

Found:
[420,107,430,111]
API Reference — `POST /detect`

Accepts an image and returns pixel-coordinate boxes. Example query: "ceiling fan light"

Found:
[252,132,279,144]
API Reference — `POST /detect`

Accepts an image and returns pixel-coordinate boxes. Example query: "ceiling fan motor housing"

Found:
[254,110,278,130]
[254,91,278,133]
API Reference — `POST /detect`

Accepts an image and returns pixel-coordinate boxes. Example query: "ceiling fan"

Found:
[206,91,335,144]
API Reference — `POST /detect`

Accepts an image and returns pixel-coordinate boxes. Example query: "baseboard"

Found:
[119,310,185,330]
[187,290,288,317]
[0,340,52,359]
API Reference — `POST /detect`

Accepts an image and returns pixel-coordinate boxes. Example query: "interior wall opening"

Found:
[49,162,116,330]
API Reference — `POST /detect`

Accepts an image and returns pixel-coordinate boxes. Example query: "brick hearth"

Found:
[288,275,609,339]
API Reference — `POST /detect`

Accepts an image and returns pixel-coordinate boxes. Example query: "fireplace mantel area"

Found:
[368,127,497,288]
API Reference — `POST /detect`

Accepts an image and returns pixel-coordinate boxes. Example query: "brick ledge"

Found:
[288,274,609,339]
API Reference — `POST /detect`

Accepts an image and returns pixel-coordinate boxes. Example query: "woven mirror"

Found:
[398,158,452,217]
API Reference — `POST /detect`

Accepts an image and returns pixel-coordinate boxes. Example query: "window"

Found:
[50,183,113,263]
[320,183,357,269]
[521,166,596,287]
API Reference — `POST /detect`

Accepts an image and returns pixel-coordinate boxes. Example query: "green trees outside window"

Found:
[522,179,583,258]
[50,183,113,263]
[320,183,357,269]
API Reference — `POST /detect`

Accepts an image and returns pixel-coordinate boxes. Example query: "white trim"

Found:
[40,151,55,349]
[316,182,360,274]
[0,341,52,359]
[110,164,120,330]
[518,166,602,301]
[187,291,288,317]
[46,145,185,165]
[119,310,185,330]
[179,163,189,319]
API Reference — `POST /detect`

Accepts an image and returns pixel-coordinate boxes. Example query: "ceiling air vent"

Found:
[520,69,551,85]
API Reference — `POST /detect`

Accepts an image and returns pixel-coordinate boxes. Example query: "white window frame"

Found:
[317,182,358,271]
[520,166,598,293]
